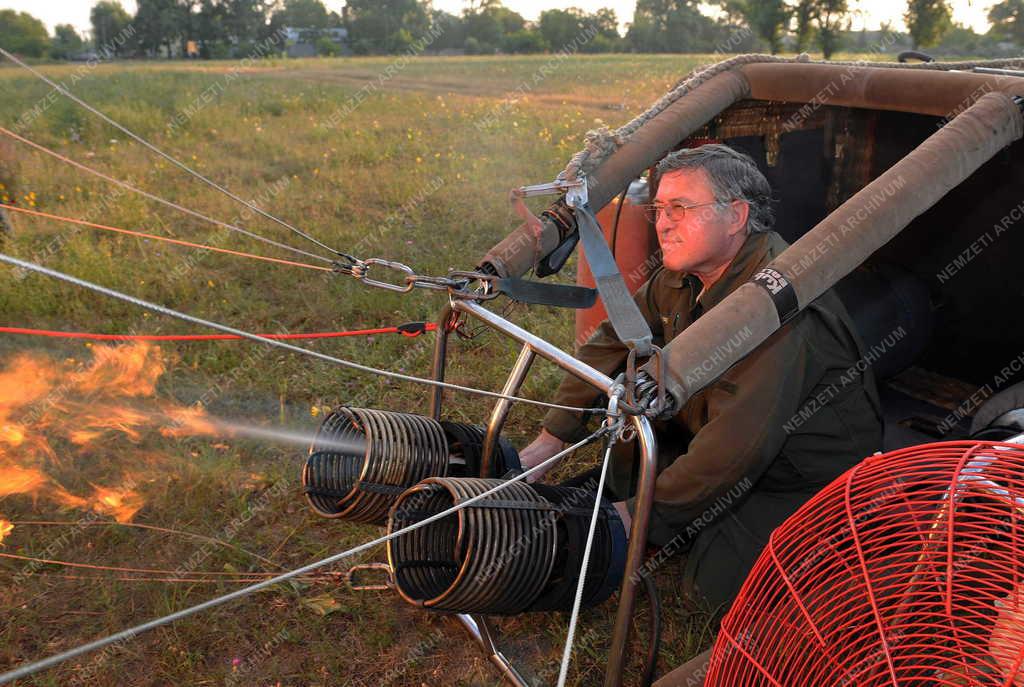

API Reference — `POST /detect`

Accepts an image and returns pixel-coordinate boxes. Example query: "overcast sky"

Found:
[0,0,1002,38]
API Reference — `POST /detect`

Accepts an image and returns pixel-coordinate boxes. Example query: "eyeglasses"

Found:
[641,199,725,223]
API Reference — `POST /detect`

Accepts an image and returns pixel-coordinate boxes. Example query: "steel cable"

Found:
[8,520,281,569]
[0,427,609,685]
[557,425,618,687]
[0,253,608,416]
[0,552,283,578]
[0,126,334,264]
[2,204,332,271]
[0,48,348,262]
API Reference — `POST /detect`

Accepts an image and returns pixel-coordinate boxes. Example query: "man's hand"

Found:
[519,429,565,483]
[613,501,632,535]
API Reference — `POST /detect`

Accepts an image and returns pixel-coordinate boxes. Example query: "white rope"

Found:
[560,52,1024,182]
[0,126,332,264]
[0,47,344,260]
[0,253,609,416]
[557,421,618,687]
[0,427,609,685]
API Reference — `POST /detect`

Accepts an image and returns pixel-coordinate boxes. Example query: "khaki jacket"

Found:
[543,231,883,522]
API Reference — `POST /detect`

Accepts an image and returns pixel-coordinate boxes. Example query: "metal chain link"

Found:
[335,258,500,301]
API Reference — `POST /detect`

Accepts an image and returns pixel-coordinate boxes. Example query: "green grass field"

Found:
[0,52,880,686]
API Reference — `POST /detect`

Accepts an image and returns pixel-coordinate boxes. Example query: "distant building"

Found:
[284,26,349,57]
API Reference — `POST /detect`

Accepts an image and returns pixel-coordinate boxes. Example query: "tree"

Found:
[626,0,723,53]
[988,0,1024,44]
[176,0,201,56]
[718,0,790,53]
[793,0,816,52]
[224,0,268,44]
[0,10,50,57]
[811,0,849,58]
[580,8,621,52]
[429,9,465,51]
[134,0,182,56]
[502,28,547,53]
[278,0,329,28]
[591,7,621,40]
[51,24,85,59]
[343,0,430,54]
[196,0,228,55]
[538,8,587,50]
[905,0,952,48]
[91,1,133,55]
[462,0,525,53]
[192,0,268,56]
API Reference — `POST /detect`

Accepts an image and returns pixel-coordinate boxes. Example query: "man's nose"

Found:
[656,213,676,235]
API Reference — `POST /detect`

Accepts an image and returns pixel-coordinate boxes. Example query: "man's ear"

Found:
[728,200,750,235]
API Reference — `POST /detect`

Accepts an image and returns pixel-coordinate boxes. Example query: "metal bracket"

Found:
[516,177,586,200]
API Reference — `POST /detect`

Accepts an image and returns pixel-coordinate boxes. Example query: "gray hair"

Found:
[655,144,774,234]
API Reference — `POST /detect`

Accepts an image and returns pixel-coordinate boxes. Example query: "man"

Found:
[520,144,883,609]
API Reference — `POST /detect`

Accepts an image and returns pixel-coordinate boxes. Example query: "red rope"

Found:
[0,322,436,341]
[1,204,333,272]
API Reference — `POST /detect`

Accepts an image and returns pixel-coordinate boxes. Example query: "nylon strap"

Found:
[574,204,653,356]
[496,277,597,309]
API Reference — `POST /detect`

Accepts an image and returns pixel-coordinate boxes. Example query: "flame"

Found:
[0,518,12,546]
[0,355,56,422]
[67,403,151,445]
[0,423,26,447]
[0,342,228,524]
[88,484,144,523]
[71,341,164,397]
[0,464,49,497]
[160,405,221,438]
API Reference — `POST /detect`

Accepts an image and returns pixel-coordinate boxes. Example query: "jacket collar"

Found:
[661,231,789,310]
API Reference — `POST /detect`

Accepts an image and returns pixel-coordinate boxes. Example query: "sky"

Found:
[0,0,1002,38]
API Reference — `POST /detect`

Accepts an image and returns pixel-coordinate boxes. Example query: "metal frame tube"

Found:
[446,300,658,687]
[482,343,535,476]
[457,614,531,687]
[429,303,454,420]
[606,414,658,687]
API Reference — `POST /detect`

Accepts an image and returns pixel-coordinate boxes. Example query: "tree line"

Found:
[1,0,1023,61]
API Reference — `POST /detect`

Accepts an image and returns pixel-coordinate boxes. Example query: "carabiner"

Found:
[357,258,417,293]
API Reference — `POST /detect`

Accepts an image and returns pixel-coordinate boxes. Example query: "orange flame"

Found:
[0,464,49,497]
[71,341,164,397]
[160,405,221,438]
[88,484,144,523]
[0,342,226,524]
[0,518,12,546]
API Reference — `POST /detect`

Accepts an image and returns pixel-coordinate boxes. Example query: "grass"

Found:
[0,51,891,686]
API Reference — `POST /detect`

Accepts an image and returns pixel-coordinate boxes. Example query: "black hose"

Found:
[641,570,662,687]
[610,186,628,259]
[968,425,1023,441]
[303,407,449,524]
[897,50,934,63]
[387,477,626,615]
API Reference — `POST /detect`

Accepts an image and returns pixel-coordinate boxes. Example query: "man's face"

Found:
[654,168,745,274]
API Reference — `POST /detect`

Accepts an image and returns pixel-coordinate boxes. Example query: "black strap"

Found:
[304,487,348,499]
[751,267,800,325]
[356,481,408,496]
[496,277,597,309]
[463,499,557,512]
[574,204,653,356]
[394,560,459,570]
